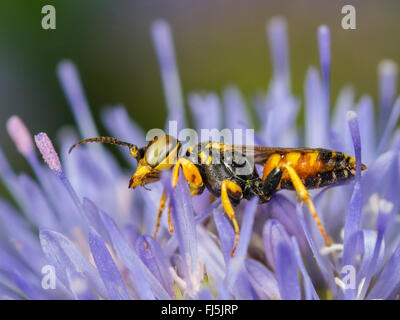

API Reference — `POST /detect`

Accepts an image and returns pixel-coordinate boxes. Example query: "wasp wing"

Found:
[228,144,318,165]
[201,142,318,165]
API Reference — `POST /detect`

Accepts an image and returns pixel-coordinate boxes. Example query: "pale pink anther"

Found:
[6,116,34,156]
[34,132,63,175]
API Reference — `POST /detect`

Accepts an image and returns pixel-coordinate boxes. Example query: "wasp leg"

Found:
[167,200,174,233]
[153,188,167,238]
[169,158,202,233]
[209,194,217,203]
[279,163,332,246]
[221,180,243,257]
[262,168,283,199]
[171,158,203,194]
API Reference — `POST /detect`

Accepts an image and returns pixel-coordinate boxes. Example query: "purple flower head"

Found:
[1,16,400,300]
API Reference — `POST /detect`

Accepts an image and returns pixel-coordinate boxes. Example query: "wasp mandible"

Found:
[69,134,367,256]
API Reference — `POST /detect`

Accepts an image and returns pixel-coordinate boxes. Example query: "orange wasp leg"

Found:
[279,163,332,247]
[209,194,217,204]
[167,200,174,233]
[167,157,204,234]
[220,180,243,257]
[153,188,167,238]
[171,158,204,192]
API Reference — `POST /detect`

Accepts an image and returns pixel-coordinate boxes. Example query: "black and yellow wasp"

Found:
[69,134,367,256]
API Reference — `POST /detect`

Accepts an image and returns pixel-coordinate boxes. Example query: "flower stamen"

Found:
[34,132,63,176]
[6,116,34,157]
[319,243,344,255]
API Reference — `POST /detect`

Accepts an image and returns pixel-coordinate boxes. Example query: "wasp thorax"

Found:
[144,134,178,167]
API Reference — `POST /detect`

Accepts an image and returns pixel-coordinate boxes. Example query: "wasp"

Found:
[69,134,367,256]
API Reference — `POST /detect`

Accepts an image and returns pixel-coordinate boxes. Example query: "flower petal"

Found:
[65,270,98,300]
[18,174,59,230]
[216,281,230,300]
[151,20,186,130]
[245,258,280,300]
[362,150,397,198]
[213,209,234,266]
[83,198,111,244]
[275,241,300,300]
[234,198,258,259]
[163,198,221,259]
[57,60,99,138]
[367,243,400,299]
[264,195,308,253]
[100,211,169,299]
[89,229,130,300]
[305,66,329,148]
[267,17,290,90]
[195,288,214,300]
[262,219,291,270]
[378,59,398,135]
[188,93,222,134]
[164,170,198,274]
[356,95,376,164]
[318,25,331,106]
[0,200,37,245]
[296,204,335,290]
[343,111,362,249]
[223,86,251,130]
[356,230,385,300]
[101,106,146,147]
[377,97,400,154]
[197,226,225,283]
[39,228,107,298]
[225,198,258,300]
[0,268,43,300]
[136,235,175,297]
[291,237,319,300]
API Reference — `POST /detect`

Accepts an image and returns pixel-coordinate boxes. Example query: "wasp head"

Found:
[128,134,180,188]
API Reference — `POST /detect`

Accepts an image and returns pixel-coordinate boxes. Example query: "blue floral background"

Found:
[0,0,400,300]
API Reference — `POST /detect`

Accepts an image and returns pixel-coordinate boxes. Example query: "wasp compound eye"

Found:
[129,146,139,159]
[144,134,178,167]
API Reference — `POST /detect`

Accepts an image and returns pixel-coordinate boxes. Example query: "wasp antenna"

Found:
[68,137,135,154]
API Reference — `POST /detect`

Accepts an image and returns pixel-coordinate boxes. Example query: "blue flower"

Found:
[1,17,400,300]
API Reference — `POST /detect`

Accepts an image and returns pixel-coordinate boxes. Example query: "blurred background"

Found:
[1,0,399,198]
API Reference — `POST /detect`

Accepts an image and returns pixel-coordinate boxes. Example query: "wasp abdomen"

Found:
[276,149,364,190]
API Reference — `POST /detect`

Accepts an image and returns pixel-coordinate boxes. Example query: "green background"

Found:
[0,0,399,194]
